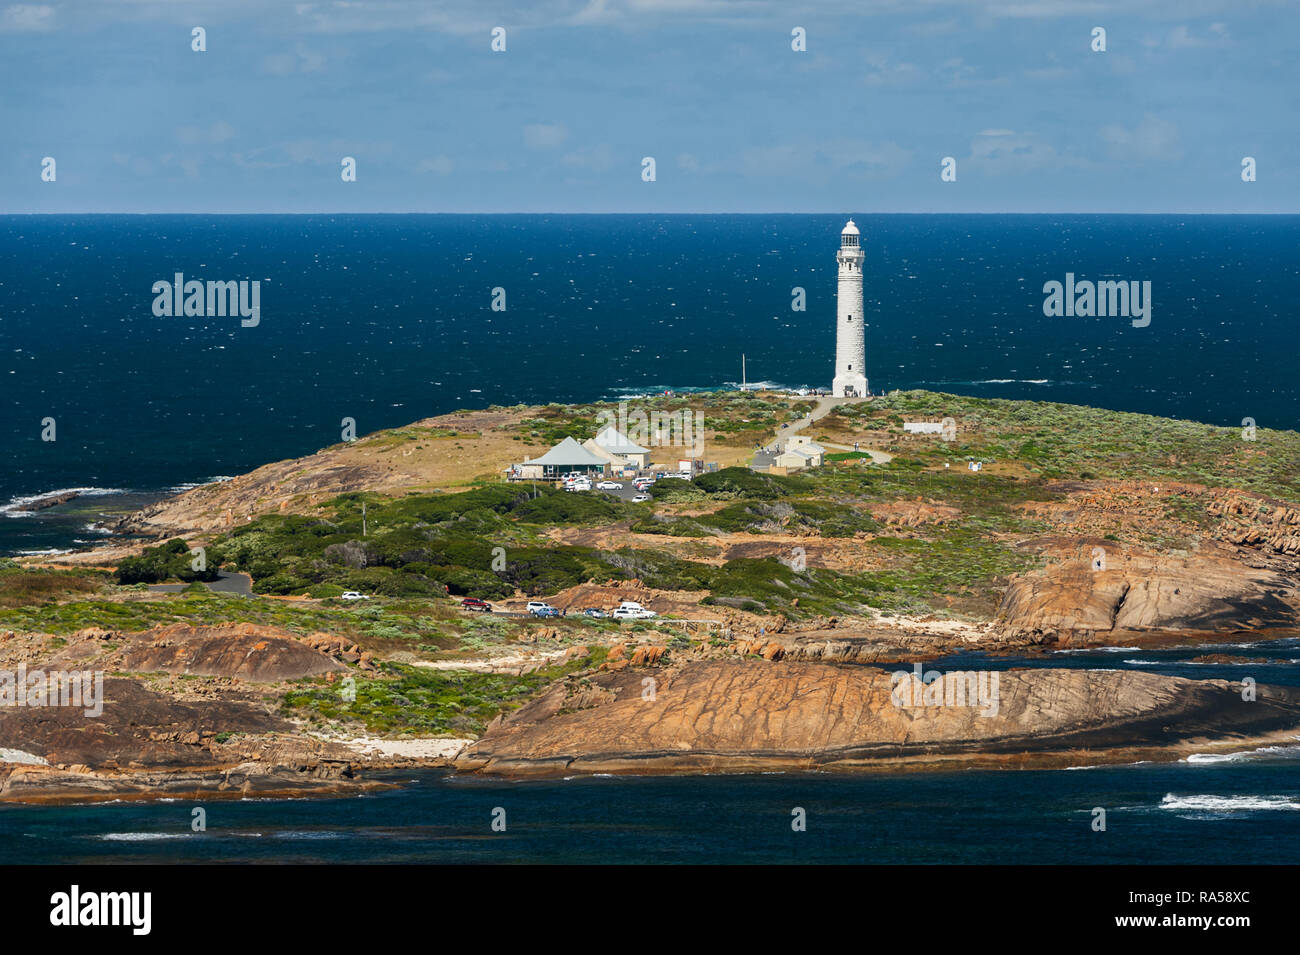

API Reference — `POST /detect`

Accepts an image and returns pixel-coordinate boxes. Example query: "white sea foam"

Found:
[1053,646,1141,654]
[271,830,343,840]
[99,832,194,842]
[1158,793,1300,813]
[1184,743,1300,764]
[0,487,129,518]
[167,476,234,494]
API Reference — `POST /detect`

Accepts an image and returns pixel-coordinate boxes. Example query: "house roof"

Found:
[523,436,607,467]
[593,426,650,454]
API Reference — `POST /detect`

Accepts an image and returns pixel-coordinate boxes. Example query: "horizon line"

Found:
[0,210,1296,217]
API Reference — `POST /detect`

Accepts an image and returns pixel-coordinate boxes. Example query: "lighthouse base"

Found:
[832,374,869,399]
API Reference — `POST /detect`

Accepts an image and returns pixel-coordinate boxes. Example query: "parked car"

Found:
[596,481,623,490]
[631,493,651,503]
[613,606,657,620]
[635,477,655,488]
[460,597,492,612]
[526,601,560,617]
[613,600,657,620]
[339,591,370,601]
[582,608,608,618]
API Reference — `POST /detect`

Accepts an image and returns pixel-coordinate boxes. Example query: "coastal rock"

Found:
[109,623,349,682]
[456,661,1300,777]
[12,491,80,512]
[996,547,1298,641]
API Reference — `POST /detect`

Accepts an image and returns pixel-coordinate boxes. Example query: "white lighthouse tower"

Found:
[832,219,868,398]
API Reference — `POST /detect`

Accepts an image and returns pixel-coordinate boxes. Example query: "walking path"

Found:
[753,396,893,468]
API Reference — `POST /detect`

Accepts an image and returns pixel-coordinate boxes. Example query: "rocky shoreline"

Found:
[454,661,1300,778]
[6,394,1300,800]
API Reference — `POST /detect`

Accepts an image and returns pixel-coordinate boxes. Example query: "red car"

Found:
[460,597,492,612]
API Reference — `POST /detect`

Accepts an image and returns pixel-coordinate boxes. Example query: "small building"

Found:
[509,436,608,480]
[775,435,825,470]
[583,427,652,469]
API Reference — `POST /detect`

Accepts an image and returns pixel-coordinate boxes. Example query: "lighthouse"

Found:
[832,219,868,398]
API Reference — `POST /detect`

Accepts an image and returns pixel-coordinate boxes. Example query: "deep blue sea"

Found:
[2,214,1299,864]
[2,213,1298,553]
[4,755,1300,864]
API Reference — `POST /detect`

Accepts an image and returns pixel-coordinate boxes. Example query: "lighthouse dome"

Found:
[841,219,859,236]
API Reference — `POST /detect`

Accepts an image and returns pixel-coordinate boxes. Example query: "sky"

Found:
[0,0,1295,213]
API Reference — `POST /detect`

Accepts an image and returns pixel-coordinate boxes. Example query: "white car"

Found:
[631,493,651,503]
[613,600,657,620]
[339,591,370,601]
[597,481,623,490]
[613,606,657,620]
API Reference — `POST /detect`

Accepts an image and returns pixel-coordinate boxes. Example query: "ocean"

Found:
[2,214,1299,864]
[2,213,1298,554]
[0,639,1297,864]
[5,755,1300,865]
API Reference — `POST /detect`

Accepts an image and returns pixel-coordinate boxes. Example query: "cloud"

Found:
[417,155,454,174]
[1165,22,1230,48]
[176,121,237,145]
[523,123,569,149]
[965,128,1084,174]
[1099,114,1182,161]
[863,54,921,87]
[562,143,615,171]
[740,139,913,181]
[0,4,53,31]
[262,43,326,74]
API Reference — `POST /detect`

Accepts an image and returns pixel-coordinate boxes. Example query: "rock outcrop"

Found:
[996,547,1298,644]
[57,623,351,682]
[456,661,1300,777]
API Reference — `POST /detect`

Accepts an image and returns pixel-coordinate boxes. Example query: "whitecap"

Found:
[1159,793,1300,813]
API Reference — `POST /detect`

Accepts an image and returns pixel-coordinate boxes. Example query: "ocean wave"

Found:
[1158,793,1300,814]
[1184,743,1300,764]
[167,476,235,494]
[1,487,131,518]
[922,379,1055,386]
[99,832,194,842]
[270,830,344,840]
[1053,646,1141,654]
